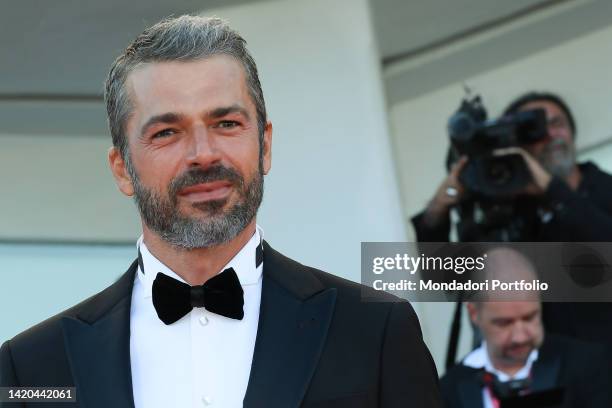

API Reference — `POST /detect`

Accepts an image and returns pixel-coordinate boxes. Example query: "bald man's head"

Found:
[468,247,544,373]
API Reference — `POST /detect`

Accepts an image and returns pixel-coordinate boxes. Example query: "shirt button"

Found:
[199,315,209,326]
[202,396,213,405]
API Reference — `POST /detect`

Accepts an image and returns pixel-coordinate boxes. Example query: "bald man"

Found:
[440,247,610,408]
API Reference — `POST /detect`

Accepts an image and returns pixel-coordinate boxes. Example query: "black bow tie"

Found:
[138,241,263,325]
[152,268,244,325]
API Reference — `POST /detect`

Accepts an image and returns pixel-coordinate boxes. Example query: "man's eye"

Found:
[548,118,567,129]
[152,129,176,138]
[493,320,512,328]
[216,121,239,129]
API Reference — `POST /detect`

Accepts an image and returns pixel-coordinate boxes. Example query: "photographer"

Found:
[413,91,612,243]
[412,91,612,347]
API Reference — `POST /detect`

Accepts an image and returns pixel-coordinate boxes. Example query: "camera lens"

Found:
[487,160,513,186]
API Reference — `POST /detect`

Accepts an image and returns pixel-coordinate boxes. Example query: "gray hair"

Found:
[104,15,267,161]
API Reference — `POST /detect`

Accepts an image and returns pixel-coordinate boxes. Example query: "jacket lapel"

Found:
[530,347,560,392]
[62,262,137,408]
[458,369,484,408]
[244,242,337,408]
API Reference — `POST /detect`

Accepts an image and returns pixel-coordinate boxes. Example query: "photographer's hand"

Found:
[423,156,468,227]
[493,147,552,194]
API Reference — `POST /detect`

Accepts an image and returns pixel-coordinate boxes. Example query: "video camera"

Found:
[447,94,548,198]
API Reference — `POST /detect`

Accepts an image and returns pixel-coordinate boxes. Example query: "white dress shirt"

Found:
[130,226,264,408]
[462,342,538,408]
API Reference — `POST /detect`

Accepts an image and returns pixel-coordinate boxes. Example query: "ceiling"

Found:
[1,0,611,107]
[371,0,549,61]
[373,0,612,103]
[0,0,257,95]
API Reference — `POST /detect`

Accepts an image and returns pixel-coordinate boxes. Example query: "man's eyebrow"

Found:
[522,310,539,319]
[548,116,566,124]
[207,105,250,120]
[491,317,513,324]
[140,112,184,136]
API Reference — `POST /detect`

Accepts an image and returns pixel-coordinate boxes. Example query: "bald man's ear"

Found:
[108,147,134,197]
[466,302,480,326]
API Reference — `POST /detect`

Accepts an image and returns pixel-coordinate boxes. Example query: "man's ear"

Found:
[262,121,272,175]
[108,147,134,197]
[466,302,480,326]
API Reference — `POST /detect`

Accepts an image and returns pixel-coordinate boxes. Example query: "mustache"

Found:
[543,138,568,153]
[168,165,243,198]
[506,341,534,352]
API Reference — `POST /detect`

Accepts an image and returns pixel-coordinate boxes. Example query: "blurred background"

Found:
[2,0,612,374]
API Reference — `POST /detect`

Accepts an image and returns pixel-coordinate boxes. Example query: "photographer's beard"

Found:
[128,160,263,250]
[534,138,576,179]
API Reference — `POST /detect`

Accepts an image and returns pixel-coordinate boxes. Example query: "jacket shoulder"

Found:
[540,333,608,365]
[440,363,479,387]
[2,262,136,386]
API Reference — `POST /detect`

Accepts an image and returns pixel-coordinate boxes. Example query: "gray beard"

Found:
[537,140,576,179]
[545,158,574,179]
[128,161,263,249]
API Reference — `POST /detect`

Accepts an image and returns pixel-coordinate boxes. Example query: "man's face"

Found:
[113,55,271,248]
[470,301,544,368]
[519,100,575,178]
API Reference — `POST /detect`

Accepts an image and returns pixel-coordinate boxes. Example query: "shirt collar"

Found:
[136,225,264,299]
[462,341,539,381]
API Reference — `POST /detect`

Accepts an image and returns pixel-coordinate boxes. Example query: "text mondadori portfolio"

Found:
[372,279,548,292]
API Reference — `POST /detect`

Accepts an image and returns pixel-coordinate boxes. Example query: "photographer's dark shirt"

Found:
[540,161,612,242]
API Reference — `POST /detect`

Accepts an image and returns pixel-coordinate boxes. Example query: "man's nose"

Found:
[186,126,222,168]
[547,126,561,140]
[511,322,530,343]
[547,121,569,141]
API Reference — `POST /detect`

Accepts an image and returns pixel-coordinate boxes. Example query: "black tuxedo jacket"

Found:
[1,242,441,407]
[439,334,610,408]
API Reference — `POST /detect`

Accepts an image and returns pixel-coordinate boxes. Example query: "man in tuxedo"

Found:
[0,15,440,408]
[440,248,610,408]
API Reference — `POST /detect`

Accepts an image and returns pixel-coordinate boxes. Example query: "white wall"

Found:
[0,244,134,341]
[0,133,140,241]
[389,24,612,372]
